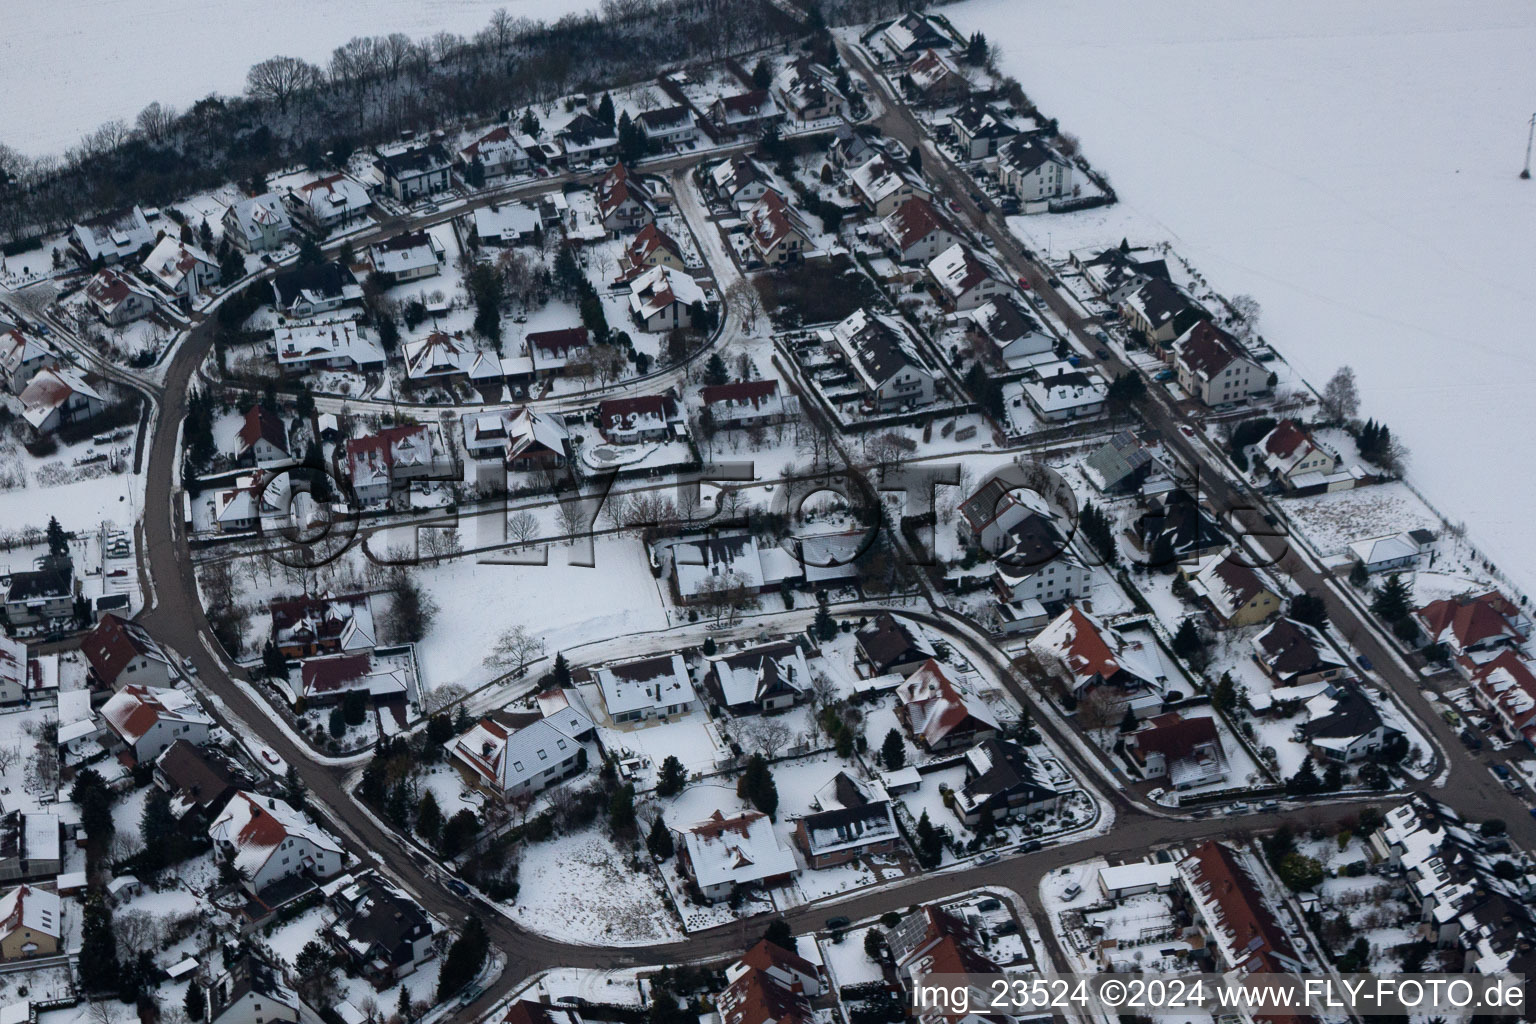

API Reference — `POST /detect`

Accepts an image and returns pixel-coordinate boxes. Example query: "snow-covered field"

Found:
[949,0,1536,595]
[1,0,600,157]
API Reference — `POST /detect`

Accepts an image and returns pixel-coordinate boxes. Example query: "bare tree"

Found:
[554,497,587,542]
[1319,365,1360,424]
[418,682,468,717]
[246,56,324,114]
[485,624,545,673]
[750,718,793,759]
[1076,691,1119,744]
[135,102,178,144]
[507,510,538,547]
[1228,294,1261,340]
[0,745,20,774]
[725,280,765,334]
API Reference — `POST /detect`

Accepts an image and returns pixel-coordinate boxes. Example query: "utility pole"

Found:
[1523,112,1536,180]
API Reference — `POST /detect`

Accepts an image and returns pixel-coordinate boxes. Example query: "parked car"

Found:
[1461,728,1483,751]
[977,898,1002,912]
[446,879,471,898]
[993,920,1018,935]
[825,915,851,931]
[1017,276,1031,289]
[1492,763,1512,779]
[1357,654,1374,672]
[1020,840,1043,852]
[1095,348,1110,359]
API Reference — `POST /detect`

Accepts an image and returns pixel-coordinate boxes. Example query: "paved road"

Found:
[113,46,1536,1023]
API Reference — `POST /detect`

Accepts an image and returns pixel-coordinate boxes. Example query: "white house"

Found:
[926,242,1007,311]
[272,320,384,377]
[210,792,343,894]
[826,308,936,413]
[344,423,453,504]
[71,206,155,264]
[142,236,219,304]
[709,155,772,210]
[700,379,787,429]
[222,194,294,252]
[100,684,213,762]
[208,955,312,1024]
[447,697,595,801]
[81,613,173,690]
[595,162,654,233]
[20,367,105,433]
[595,654,698,723]
[746,190,814,266]
[676,809,797,901]
[271,262,359,318]
[965,296,1053,367]
[1259,420,1339,487]
[636,106,699,150]
[881,196,964,264]
[458,125,530,180]
[991,514,1092,606]
[848,155,932,217]
[284,173,373,233]
[994,136,1074,203]
[771,59,846,123]
[367,231,445,284]
[0,328,57,393]
[628,264,706,332]
[1174,321,1267,407]
[375,144,453,202]
[84,269,157,326]
[1301,685,1402,764]
[1020,363,1108,422]
[236,405,290,467]
[472,202,540,246]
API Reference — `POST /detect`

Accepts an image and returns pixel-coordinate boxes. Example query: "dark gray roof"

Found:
[6,569,71,602]
[961,739,1056,807]
[1084,431,1152,490]
[272,262,353,307]
[376,143,451,178]
[1138,488,1226,558]
[1304,685,1391,741]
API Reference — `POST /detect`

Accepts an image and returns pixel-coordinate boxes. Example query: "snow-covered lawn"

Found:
[507,828,683,945]
[948,0,1536,601]
[1279,482,1441,558]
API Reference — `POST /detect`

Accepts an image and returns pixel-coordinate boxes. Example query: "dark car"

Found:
[1357,654,1374,672]
[446,878,471,898]
[825,915,851,930]
[1492,763,1512,780]
[1096,348,1110,360]
[1461,728,1483,751]
[1047,276,1062,287]
[1020,840,1043,852]
[993,920,1019,935]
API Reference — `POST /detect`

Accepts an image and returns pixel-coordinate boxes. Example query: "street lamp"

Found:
[1523,112,1536,180]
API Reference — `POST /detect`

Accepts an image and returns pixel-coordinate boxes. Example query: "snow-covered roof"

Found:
[1098,859,1179,894]
[272,319,383,370]
[628,264,705,322]
[896,659,998,747]
[1031,605,1164,695]
[225,193,293,245]
[849,154,928,207]
[0,884,60,942]
[288,173,372,221]
[827,308,931,393]
[1348,531,1424,567]
[368,231,444,277]
[1021,365,1107,414]
[595,653,696,718]
[926,242,1002,300]
[679,809,796,890]
[706,639,812,708]
[448,697,594,793]
[142,235,216,293]
[673,533,765,599]
[101,684,212,746]
[209,792,341,881]
[473,202,540,240]
[1187,549,1274,622]
[73,206,154,262]
[20,366,102,429]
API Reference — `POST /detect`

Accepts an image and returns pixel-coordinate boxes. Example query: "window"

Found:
[512,761,523,772]
[557,739,567,750]
[538,749,549,760]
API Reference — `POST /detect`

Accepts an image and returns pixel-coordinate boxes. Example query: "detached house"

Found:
[284,173,372,233]
[709,90,781,136]
[1137,488,1227,565]
[957,477,1040,554]
[154,739,247,827]
[875,11,958,60]
[855,612,935,677]
[1030,605,1166,716]
[1260,419,1338,488]
[1301,684,1401,763]
[272,320,384,377]
[676,809,797,901]
[628,264,706,332]
[72,206,155,264]
[344,423,453,505]
[995,136,1074,203]
[375,143,452,202]
[637,106,699,150]
[20,367,104,433]
[556,113,619,165]
[236,405,290,467]
[950,99,1019,159]
[208,955,311,1024]
[709,155,772,210]
[954,738,1062,825]
[1415,591,1529,660]
[269,593,376,658]
[82,613,173,689]
[447,696,595,801]
[101,684,213,762]
[472,202,540,246]
[1251,618,1347,686]
[904,49,969,105]
[0,884,61,960]
[327,874,435,982]
[1173,320,1266,407]
[223,193,294,252]
[1128,713,1229,790]
[1465,651,1536,747]
[881,196,964,265]
[458,125,530,180]
[3,568,76,628]
[895,659,1000,752]
[746,190,813,266]
[525,326,591,379]
[793,772,900,869]
[700,379,787,430]
[1183,550,1280,628]
[926,242,1006,312]
[705,639,813,714]
[367,230,445,284]
[1082,431,1154,494]
[463,406,570,468]
[849,155,932,218]
[595,654,698,723]
[271,262,358,319]
[84,269,156,326]
[965,295,1053,366]
[1122,278,1206,346]
[827,308,936,413]
[595,162,655,233]
[0,329,57,393]
[210,792,343,894]
[595,391,684,444]
[991,512,1092,608]
[772,59,846,123]
[142,236,218,305]
[621,223,686,280]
